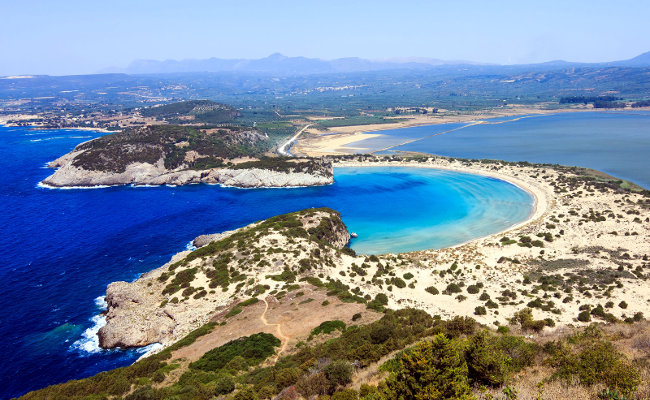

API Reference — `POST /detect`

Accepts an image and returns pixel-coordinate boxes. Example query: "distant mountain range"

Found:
[106,51,650,75]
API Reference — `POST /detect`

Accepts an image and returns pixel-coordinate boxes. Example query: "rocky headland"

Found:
[42,124,333,188]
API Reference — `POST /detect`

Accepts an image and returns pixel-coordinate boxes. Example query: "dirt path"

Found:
[261,297,290,361]
[278,124,311,156]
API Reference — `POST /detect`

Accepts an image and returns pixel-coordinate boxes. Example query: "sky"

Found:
[2,0,650,76]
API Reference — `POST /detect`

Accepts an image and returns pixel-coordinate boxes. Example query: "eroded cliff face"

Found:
[97,208,350,349]
[42,161,333,188]
[41,125,333,188]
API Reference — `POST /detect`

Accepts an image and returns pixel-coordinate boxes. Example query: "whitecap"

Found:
[70,314,106,355]
[36,181,114,190]
[94,295,107,310]
[136,342,164,360]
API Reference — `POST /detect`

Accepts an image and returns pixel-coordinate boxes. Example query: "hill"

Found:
[41,124,333,188]
[139,100,241,124]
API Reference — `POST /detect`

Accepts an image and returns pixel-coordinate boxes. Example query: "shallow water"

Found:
[346,111,650,188]
[0,125,533,398]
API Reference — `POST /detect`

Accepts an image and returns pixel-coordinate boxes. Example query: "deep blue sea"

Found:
[0,125,533,398]
[348,111,650,188]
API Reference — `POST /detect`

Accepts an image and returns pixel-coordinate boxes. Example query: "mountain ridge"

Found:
[104,51,650,75]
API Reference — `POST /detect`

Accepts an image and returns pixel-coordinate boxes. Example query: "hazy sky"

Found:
[2,0,650,75]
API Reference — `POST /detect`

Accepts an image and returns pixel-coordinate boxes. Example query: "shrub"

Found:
[443,283,462,295]
[550,339,641,395]
[326,360,355,388]
[226,307,243,318]
[578,310,592,322]
[510,308,546,332]
[383,334,473,399]
[214,373,235,395]
[467,284,480,294]
[331,389,359,400]
[311,320,346,337]
[425,286,439,295]
[233,386,260,400]
[497,326,510,334]
[296,372,330,398]
[474,306,487,316]
[403,272,414,280]
[466,331,510,386]
[190,332,280,371]
[352,313,362,321]
[391,277,406,288]
[619,301,628,309]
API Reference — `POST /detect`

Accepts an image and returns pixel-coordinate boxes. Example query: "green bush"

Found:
[391,277,406,289]
[474,306,487,316]
[425,286,439,295]
[467,284,480,294]
[383,334,473,400]
[190,332,280,371]
[466,331,510,386]
[550,339,641,395]
[326,360,355,388]
[331,389,359,400]
[214,373,235,395]
[311,320,346,337]
[577,310,592,322]
[443,283,462,295]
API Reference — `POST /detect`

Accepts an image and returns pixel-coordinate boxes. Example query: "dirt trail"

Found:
[261,297,290,361]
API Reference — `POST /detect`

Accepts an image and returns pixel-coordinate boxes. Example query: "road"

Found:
[277,124,311,156]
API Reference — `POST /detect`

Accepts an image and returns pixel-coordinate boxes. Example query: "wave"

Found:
[70,314,106,355]
[94,295,107,310]
[36,182,114,190]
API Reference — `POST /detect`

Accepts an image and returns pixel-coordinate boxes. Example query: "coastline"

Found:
[334,160,547,252]
[294,108,637,156]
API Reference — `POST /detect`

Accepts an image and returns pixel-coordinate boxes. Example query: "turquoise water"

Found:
[346,111,650,188]
[0,125,533,398]
[338,167,533,254]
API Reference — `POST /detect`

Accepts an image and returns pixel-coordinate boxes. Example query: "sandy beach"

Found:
[328,158,649,328]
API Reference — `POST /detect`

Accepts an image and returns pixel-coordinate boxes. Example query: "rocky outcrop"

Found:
[96,208,351,349]
[42,159,333,188]
[98,281,177,348]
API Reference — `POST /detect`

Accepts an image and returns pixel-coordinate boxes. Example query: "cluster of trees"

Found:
[559,96,621,104]
[559,96,626,108]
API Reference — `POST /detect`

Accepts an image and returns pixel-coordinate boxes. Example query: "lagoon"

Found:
[346,111,650,188]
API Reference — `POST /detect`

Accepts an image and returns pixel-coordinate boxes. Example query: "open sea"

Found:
[347,111,650,189]
[0,124,533,398]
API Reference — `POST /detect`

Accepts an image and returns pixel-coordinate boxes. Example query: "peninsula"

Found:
[42,124,333,188]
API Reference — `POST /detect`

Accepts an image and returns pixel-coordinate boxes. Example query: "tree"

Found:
[466,331,509,386]
[383,334,474,400]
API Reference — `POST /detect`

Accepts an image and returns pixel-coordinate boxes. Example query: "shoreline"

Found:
[334,160,547,253]
[294,108,642,156]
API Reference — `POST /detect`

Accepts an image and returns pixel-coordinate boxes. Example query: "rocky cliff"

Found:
[42,124,333,188]
[97,208,351,349]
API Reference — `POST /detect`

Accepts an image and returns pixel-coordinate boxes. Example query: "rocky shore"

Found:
[42,150,333,188]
